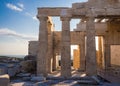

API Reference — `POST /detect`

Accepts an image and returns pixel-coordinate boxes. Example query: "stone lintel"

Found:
[60,16,71,21]
[38,8,70,16]
[72,2,86,9]
[74,22,107,32]
[37,7,120,18]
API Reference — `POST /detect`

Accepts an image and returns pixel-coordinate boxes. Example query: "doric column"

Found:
[97,36,103,69]
[79,33,85,71]
[73,49,80,70]
[86,16,97,76]
[53,52,59,71]
[60,16,71,78]
[46,19,53,73]
[104,34,111,69]
[37,15,48,76]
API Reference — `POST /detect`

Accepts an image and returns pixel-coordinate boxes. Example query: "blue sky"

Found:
[0,0,87,55]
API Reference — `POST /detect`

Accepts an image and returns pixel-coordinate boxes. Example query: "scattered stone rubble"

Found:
[0,74,9,86]
[0,55,38,86]
[0,56,120,86]
[21,55,36,73]
[0,56,22,77]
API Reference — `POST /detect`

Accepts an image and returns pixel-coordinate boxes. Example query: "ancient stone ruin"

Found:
[28,0,120,83]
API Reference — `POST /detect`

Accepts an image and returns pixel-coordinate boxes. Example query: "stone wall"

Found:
[111,45,120,66]
[104,22,120,68]
[29,41,39,56]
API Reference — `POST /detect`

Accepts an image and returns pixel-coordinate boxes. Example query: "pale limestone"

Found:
[0,74,9,86]
[73,49,80,70]
[86,16,97,76]
[60,17,71,78]
[28,0,120,80]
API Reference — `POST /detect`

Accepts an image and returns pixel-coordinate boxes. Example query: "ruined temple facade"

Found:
[29,0,120,82]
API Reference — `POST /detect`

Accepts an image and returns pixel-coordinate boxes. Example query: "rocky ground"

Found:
[10,70,120,86]
[0,55,120,86]
[11,77,120,86]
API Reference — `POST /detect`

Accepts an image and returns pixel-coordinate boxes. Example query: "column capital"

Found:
[60,16,71,21]
[86,8,97,18]
[86,16,95,22]
[37,15,48,21]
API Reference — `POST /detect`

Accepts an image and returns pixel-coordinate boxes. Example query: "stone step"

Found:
[47,76,93,80]
[77,79,98,85]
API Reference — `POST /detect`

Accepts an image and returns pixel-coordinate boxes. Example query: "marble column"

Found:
[104,35,111,69]
[60,17,71,78]
[52,52,58,71]
[98,36,103,69]
[86,16,97,76]
[73,49,80,70]
[37,15,48,76]
[79,33,85,71]
[46,20,53,73]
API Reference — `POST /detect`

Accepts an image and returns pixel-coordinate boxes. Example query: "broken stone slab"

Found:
[31,74,36,77]
[23,83,36,86]
[35,80,59,86]
[68,76,92,80]
[77,79,98,85]
[31,76,46,82]
[24,55,36,61]
[0,66,7,75]
[20,60,36,73]
[14,64,21,73]
[16,73,31,77]
[91,75,102,84]
[22,77,31,81]
[8,67,16,77]
[46,76,65,81]
[7,64,15,68]
[0,74,10,86]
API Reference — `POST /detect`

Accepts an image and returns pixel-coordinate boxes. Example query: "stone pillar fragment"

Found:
[37,15,48,76]
[61,17,71,78]
[86,16,97,76]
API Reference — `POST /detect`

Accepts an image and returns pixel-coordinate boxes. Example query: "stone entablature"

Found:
[74,22,107,32]
[38,1,120,18]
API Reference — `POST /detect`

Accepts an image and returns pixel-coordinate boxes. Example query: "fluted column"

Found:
[98,36,103,69]
[46,19,53,73]
[104,34,111,69]
[53,52,59,71]
[80,33,85,71]
[37,15,48,76]
[60,16,71,78]
[86,16,97,76]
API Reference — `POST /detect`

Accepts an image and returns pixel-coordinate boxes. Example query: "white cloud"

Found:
[0,28,37,40]
[6,3,23,12]
[25,12,38,21]
[25,12,32,16]
[17,3,24,9]
[32,16,38,21]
